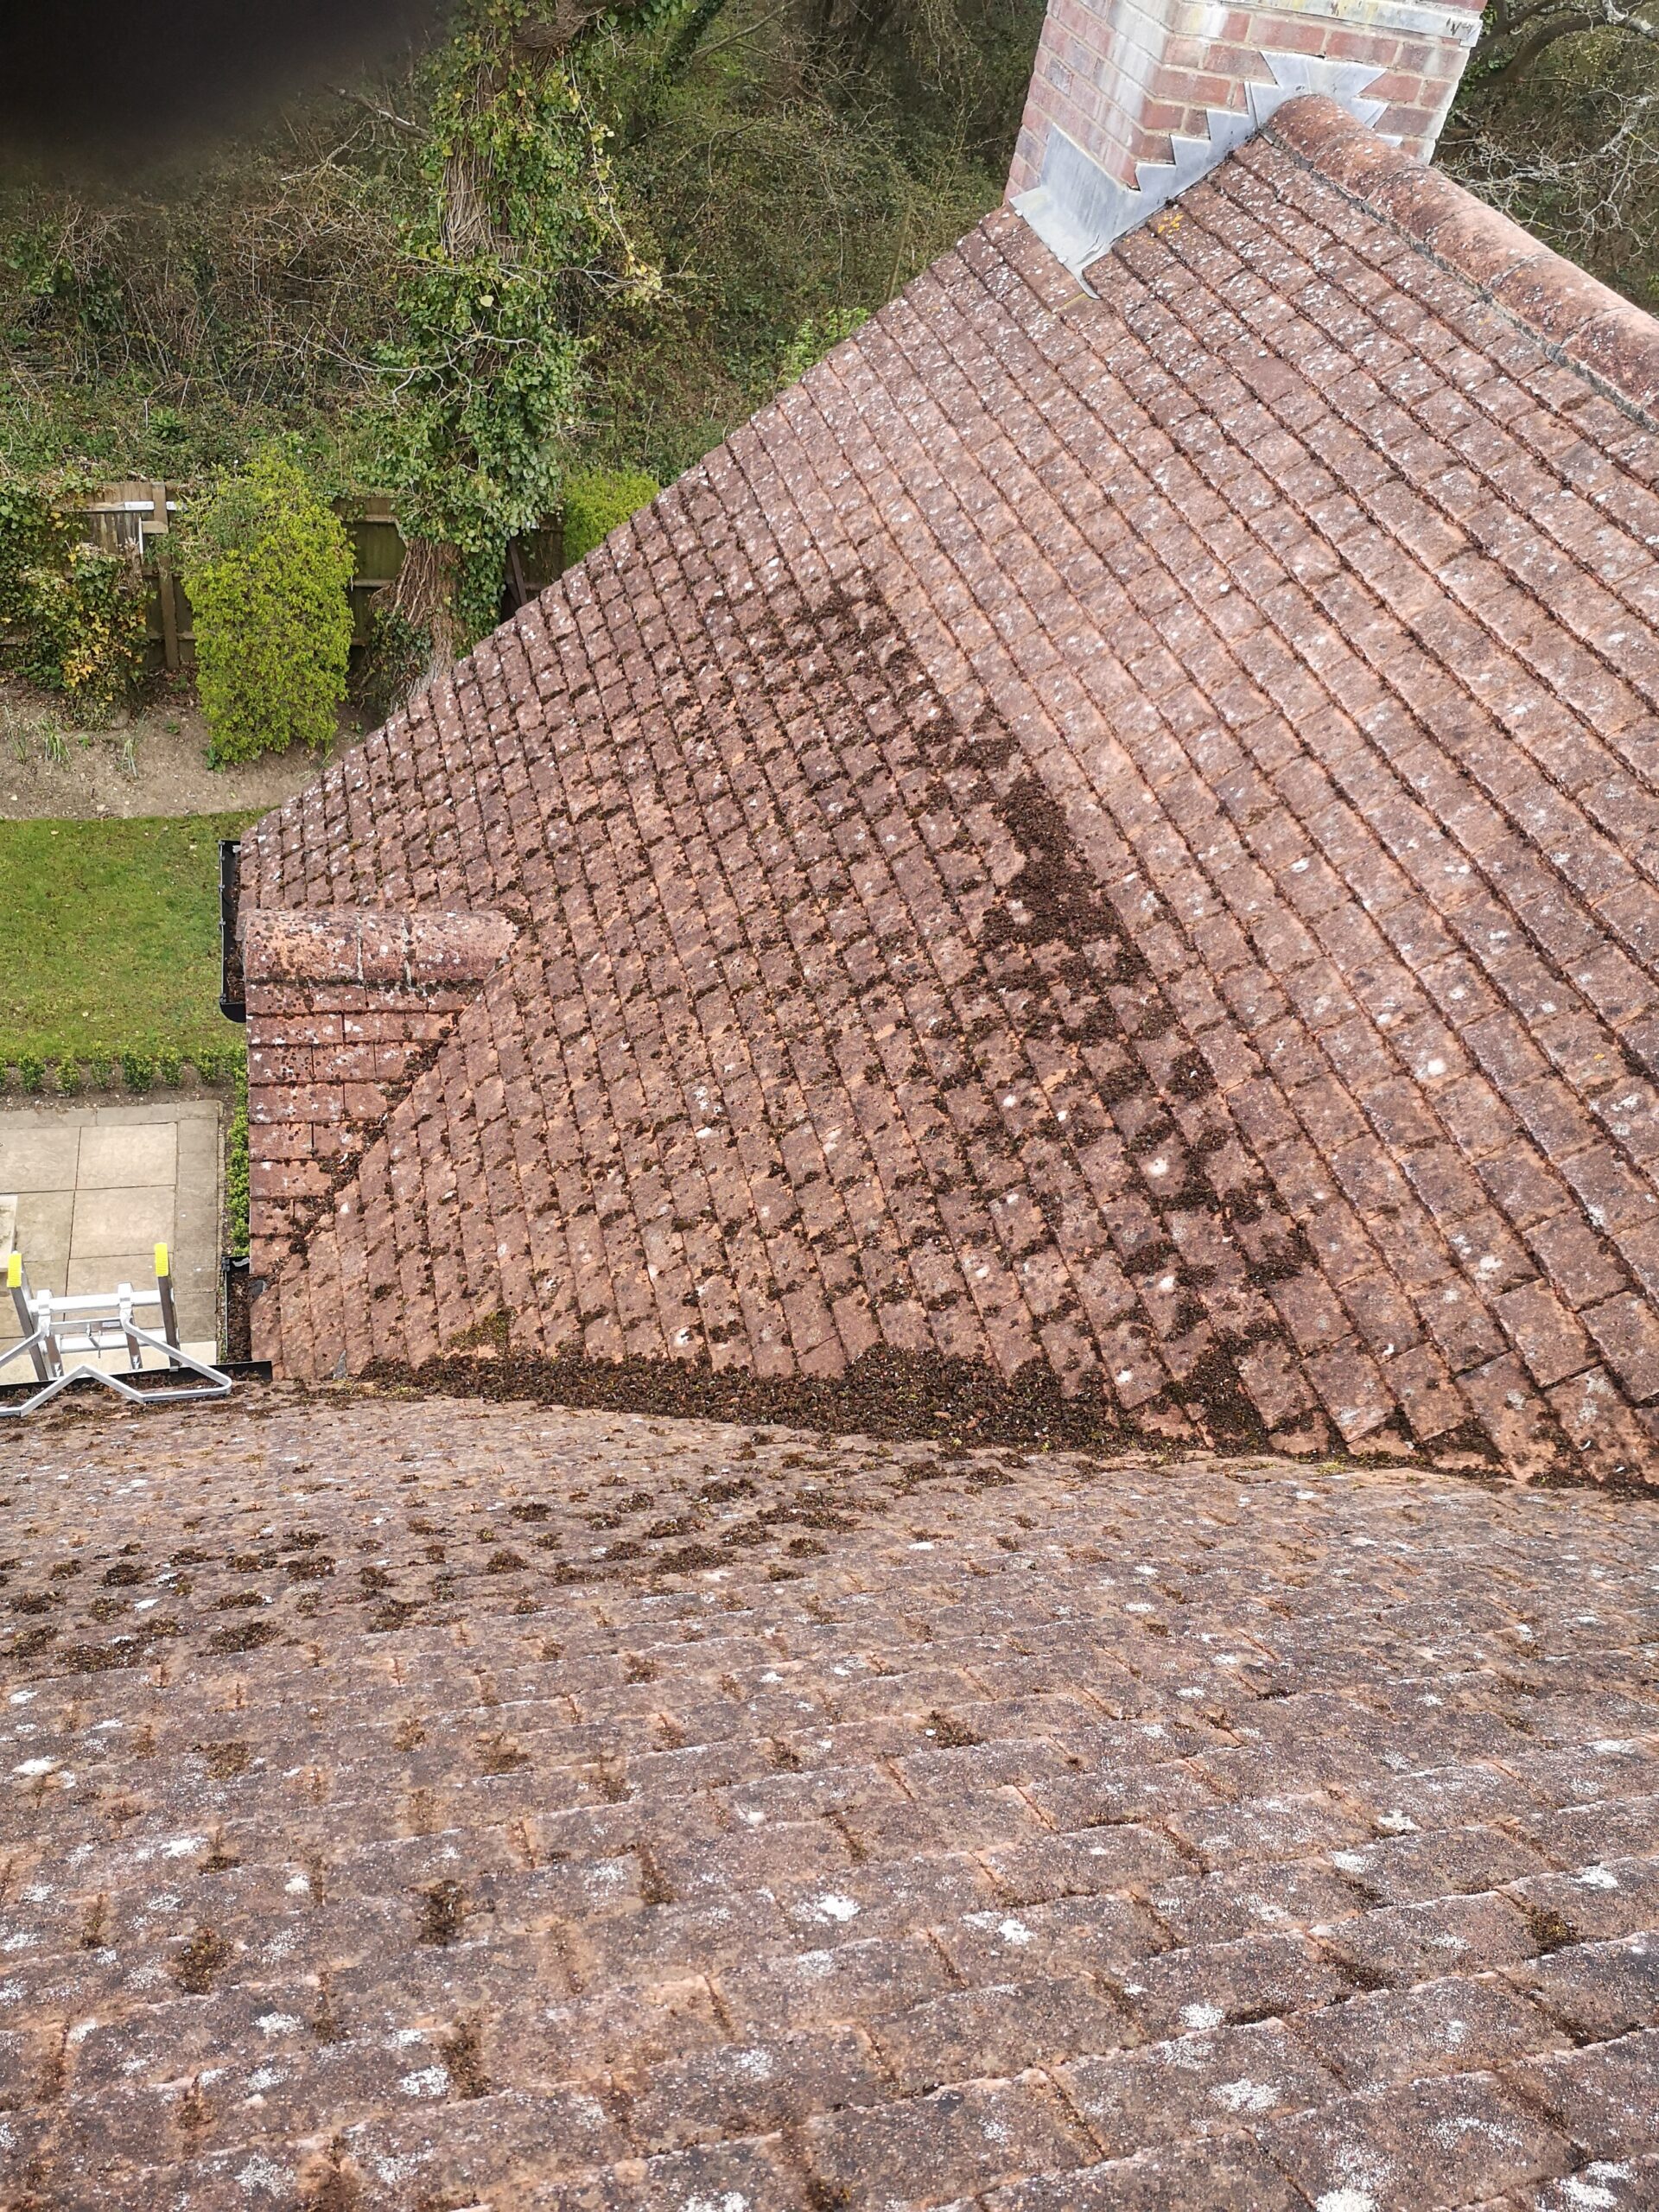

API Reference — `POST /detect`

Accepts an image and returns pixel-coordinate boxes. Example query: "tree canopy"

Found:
[0,0,1654,650]
[1443,0,1659,308]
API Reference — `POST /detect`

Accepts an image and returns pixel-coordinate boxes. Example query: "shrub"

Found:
[24,543,149,720]
[185,447,354,766]
[776,306,870,392]
[55,1058,80,1096]
[0,475,147,721]
[188,1042,243,1090]
[562,468,660,569]
[156,1045,183,1089]
[120,1047,155,1092]
[15,1052,44,1092]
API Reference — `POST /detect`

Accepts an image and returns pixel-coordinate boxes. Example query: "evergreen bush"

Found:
[562,468,660,567]
[185,447,354,766]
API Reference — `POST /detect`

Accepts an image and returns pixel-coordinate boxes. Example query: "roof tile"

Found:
[232,99,1659,1481]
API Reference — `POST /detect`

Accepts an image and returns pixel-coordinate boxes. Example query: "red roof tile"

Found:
[241,96,1659,1482]
[3,1388,1659,2205]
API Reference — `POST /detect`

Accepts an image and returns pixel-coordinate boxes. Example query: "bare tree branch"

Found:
[1484,0,1659,83]
[337,91,423,135]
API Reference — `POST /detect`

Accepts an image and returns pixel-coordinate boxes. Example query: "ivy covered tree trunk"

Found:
[385,536,461,670]
[376,0,689,675]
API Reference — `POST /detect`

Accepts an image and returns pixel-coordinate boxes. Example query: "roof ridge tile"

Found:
[1262,93,1659,426]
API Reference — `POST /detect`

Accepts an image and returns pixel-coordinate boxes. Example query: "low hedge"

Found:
[1,1045,244,1095]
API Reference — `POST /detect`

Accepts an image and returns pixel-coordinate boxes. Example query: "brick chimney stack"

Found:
[1009,0,1485,275]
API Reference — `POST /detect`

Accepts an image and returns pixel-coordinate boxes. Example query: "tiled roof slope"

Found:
[3,1390,1659,2209]
[243,95,1659,1482]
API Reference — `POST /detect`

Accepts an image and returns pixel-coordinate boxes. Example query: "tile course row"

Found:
[0,1386,1655,2206]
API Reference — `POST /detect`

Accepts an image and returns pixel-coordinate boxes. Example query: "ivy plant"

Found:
[373,0,657,647]
[370,0,714,652]
[0,474,147,720]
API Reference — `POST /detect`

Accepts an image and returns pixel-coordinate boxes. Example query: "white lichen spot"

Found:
[1560,2166,1632,2209]
[1211,2077,1279,2113]
[234,2153,292,2196]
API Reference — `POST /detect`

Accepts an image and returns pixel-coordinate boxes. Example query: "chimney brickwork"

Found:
[1009,0,1484,274]
[240,906,516,1345]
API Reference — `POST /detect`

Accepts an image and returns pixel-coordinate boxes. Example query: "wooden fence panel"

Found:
[68,485,565,672]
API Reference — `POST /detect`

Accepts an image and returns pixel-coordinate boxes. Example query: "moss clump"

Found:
[561,467,660,567]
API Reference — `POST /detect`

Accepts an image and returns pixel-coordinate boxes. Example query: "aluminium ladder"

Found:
[0,1243,232,1416]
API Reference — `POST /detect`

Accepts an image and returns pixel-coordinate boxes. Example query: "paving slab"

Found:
[66,1252,166,1297]
[0,1098,223,1352]
[83,1099,222,1128]
[69,1184,175,1259]
[76,1121,177,1189]
[0,1122,81,1192]
[3,1189,74,1314]
[172,1111,223,1338]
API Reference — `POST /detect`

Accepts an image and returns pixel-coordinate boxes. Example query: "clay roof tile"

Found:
[238,99,1659,1484]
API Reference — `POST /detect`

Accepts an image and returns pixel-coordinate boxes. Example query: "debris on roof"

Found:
[3,1387,1656,2206]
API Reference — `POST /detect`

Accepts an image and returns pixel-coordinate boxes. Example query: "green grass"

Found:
[0,811,262,1067]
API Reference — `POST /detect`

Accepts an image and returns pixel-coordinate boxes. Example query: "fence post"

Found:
[149,482,181,673]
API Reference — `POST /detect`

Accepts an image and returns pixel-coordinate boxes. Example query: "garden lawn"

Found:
[0,811,261,1067]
